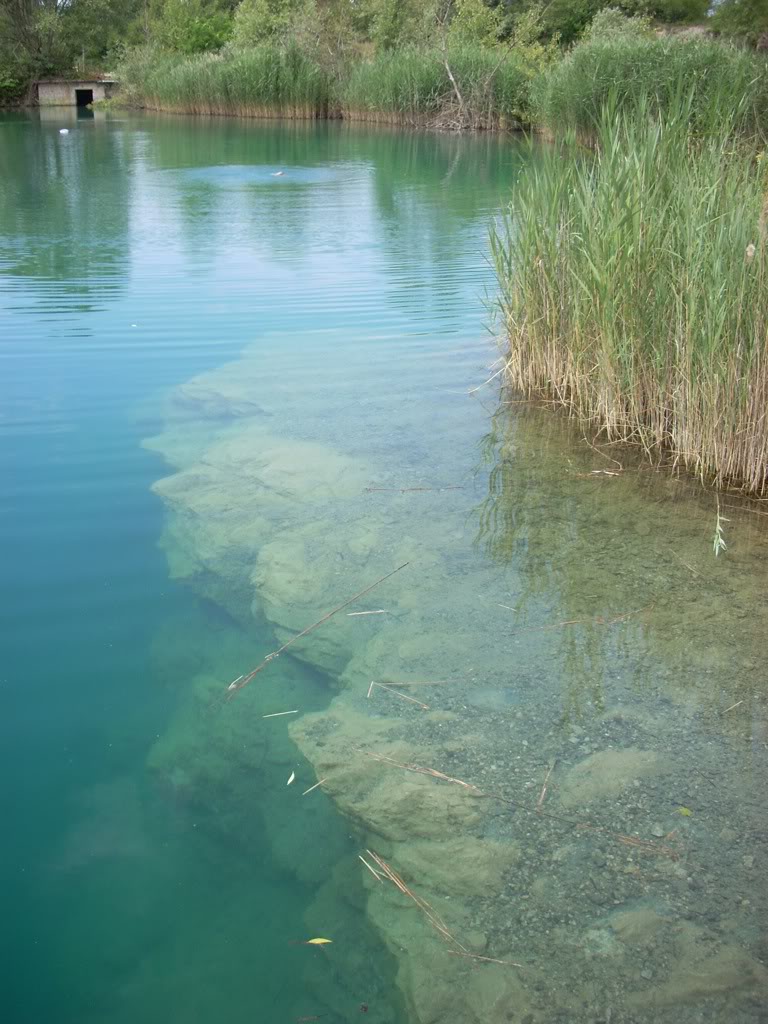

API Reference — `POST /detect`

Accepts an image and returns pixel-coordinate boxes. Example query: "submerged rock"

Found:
[144,345,768,1024]
[558,748,664,808]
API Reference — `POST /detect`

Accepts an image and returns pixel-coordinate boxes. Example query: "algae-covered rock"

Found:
[627,923,768,1008]
[144,343,768,1024]
[290,705,485,842]
[290,700,531,1024]
[558,747,664,808]
[151,427,371,625]
[172,367,270,421]
[609,906,670,946]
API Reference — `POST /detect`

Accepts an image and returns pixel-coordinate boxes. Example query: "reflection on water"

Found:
[1,109,765,1024]
[0,115,131,311]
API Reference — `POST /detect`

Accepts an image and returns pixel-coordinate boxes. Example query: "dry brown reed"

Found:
[367,682,430,710]
[366,850,524,967]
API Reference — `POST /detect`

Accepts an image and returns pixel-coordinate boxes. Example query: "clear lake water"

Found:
[1,107,766,1024]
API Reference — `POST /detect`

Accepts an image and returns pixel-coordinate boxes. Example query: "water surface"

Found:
[1,110,766,1024]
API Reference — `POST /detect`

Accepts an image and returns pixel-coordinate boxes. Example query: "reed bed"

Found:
[492,97,768,494]
[341,45,532,130]
[120,42,532,127]
[533,35,768,143]
[117,43,331,119]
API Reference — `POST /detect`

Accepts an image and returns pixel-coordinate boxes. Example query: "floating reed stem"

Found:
[364,486,464,494]
[536,760,557,811]
[366,850,523,967]
[367,682,430,710]
[500,604,653,636]
[225,563,409,696]
[302,778,328,796]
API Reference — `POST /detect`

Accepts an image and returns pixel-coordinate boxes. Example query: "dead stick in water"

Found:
[302,778,328,796]
[225,562,409,696]
[358,854,383,882]
[377,679,458,687]
[499,604,653,637]
[448,950,524,968]
[367,851,464,949]
[536,760,556,811]
[364,486,464,494]
[369,682,430,710]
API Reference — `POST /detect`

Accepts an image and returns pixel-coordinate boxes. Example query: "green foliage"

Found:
[448,0,504,44]
[0,0,144,92]
[583,7,653,40]
[712,0,768,46]
[61,0,144,67]
[151,0,233,53]
[360,0,437,51]
[652,0,709,22]
[532,32,768,140]
[541,0,709,44]
[232,0,305,44]
[492,95,768,492]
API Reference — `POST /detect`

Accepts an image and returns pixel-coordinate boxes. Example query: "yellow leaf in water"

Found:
[306,938,332,945]
[677,806,692,816]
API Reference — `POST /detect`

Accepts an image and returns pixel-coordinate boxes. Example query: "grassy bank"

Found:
[492,98,768,493]
[116,31,768,138]
[117,41,540,127]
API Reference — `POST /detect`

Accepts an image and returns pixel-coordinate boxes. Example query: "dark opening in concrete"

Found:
[75,89,94,107]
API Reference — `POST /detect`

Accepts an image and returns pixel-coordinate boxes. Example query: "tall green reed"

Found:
[117,43,331,118]
[492,95,768,493]
[342,44,532,128]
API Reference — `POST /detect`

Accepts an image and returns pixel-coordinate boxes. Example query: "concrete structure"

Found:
[36,79,117,107]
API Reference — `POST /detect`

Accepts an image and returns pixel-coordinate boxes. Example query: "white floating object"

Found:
[287,771,296,786]
[271,170,284,177]
[59,128,69,135]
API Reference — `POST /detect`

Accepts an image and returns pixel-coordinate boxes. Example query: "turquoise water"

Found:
[1,109,766,1024]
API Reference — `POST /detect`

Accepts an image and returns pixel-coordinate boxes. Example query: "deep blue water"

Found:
[0,110,522,1023]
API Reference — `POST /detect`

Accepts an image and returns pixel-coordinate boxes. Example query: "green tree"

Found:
[61,0,144,69]
[541,0,708,43]
[448,0,504,43]
[150,0,233,52]
[712,0,768,45]
[0,1,70,81]
[232,0,305,44]
[364,0,437,51]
